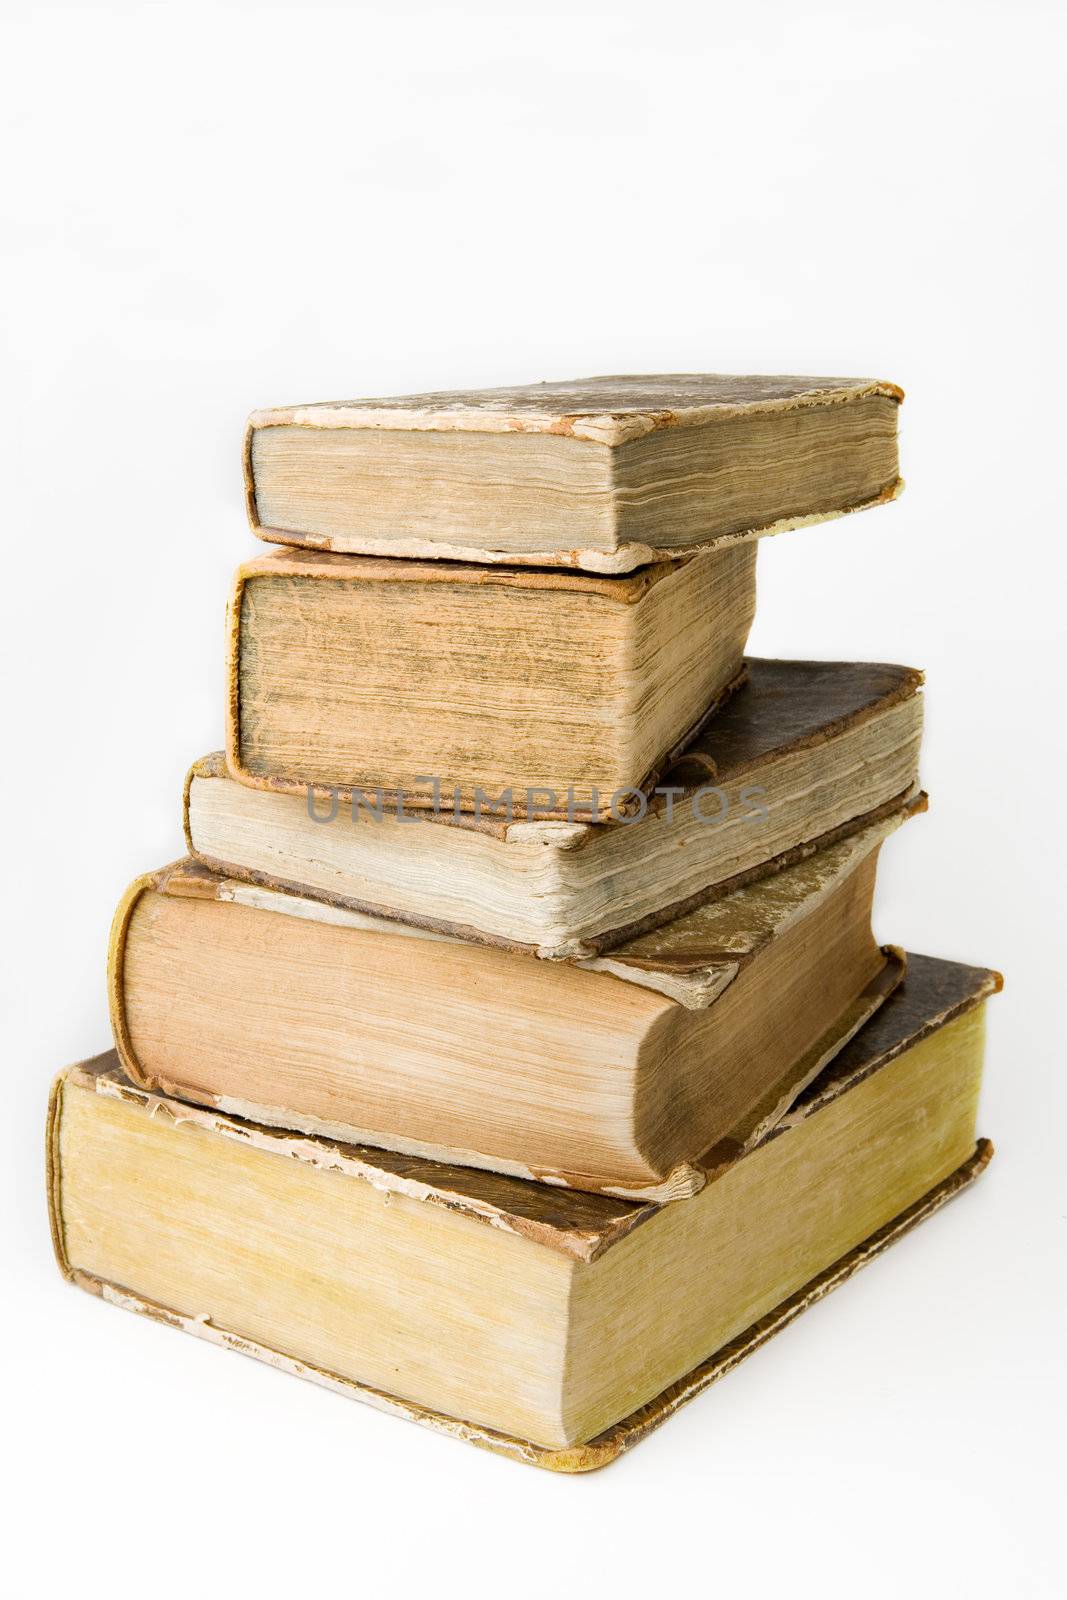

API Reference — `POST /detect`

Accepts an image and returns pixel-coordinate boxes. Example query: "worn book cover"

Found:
[245,374,903,573]
[225,542,756,817]
[189,658,924,958]
[50,955,998,1470]
[109,815,909,1200]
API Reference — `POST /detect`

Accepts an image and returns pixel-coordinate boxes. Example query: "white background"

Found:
[3,1,1064,1594]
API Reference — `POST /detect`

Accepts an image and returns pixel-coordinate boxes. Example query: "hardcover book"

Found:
[109,816,907,1200]
[245,374,903,573]
[51,956,998,1469]
[190,658,924,958]
[226,543,756,817]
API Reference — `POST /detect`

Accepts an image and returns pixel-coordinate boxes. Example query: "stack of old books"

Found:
[49,375,999,1470]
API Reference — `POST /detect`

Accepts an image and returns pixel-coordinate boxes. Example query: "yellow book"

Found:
[50,953,998,1471]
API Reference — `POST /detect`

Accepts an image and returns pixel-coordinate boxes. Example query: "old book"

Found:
[190,658,924,958]
[245,374,903,573]
[226,542,756,818]
[51,955,998,1468]
[109,817,905,1201]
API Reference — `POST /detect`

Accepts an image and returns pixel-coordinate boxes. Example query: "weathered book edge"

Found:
[249,483,904,576]
[223,556,749,820]
[244,381,904,574]
[49,1136,992,1473]
[105,836,906,1201]
[183,772,924,960]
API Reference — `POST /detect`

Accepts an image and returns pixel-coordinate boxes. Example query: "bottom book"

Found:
[48,953,999,1471]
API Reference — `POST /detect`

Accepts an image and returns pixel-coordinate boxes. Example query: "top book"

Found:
[245,373,903,574]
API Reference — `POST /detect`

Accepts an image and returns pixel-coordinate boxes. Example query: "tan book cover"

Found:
[245,374,903,573]
[108,814,908,1200]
